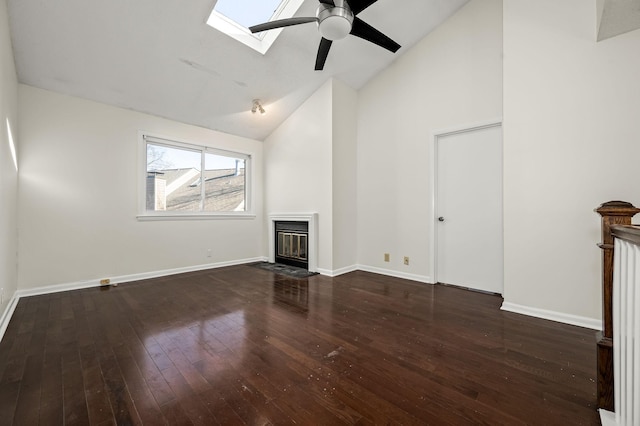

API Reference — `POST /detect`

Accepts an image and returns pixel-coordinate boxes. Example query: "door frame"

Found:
[429,119,503,285]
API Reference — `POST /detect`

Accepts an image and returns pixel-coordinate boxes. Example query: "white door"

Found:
[435,124,503,294]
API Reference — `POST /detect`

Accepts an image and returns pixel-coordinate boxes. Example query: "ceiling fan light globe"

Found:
[317,5,354,41]
[319,15,352,40]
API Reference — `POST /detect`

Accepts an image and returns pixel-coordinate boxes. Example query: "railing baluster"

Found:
[613,238,623,422]
[634,244,640,425]
[606,225,640,425]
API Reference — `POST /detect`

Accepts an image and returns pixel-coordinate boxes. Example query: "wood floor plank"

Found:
[98,349,142,425]
[0,382,19,425]
[158,365,219,425]
[124,338,176,407]
[79,344,115,426]
[111,342,166,426]
[11,353,43,425]
[0,265,601,425]
[159,398,197,426]
[61,349,91,425]
[39,330,64,425]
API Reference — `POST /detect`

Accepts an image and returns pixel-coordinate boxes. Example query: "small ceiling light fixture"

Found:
[251,99,266,115]
[317,0,354,41]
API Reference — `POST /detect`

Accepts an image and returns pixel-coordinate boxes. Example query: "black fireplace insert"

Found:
[274,221,309,269]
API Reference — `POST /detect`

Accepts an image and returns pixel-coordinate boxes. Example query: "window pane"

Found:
[146,143,201,212]
[203,153,246,212]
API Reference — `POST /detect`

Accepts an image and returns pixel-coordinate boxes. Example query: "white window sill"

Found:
[137,213,256,221]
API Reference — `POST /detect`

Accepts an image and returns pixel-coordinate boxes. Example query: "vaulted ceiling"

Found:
[597,0,640,41]
[6,0,469,140]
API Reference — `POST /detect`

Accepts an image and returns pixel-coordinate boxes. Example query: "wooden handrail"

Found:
[595,201,640,411]
[611,225,640,246]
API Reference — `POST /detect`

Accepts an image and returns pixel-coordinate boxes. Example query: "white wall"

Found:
[17,85,264,290]
[264,80,334,271]
[331,80,358,272]
[357,0,503,281]
[0,0,19,321]
[503,0,640,321]
[10,0,635,329]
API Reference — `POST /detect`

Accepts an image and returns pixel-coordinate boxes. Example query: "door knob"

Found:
[438,217,445,222]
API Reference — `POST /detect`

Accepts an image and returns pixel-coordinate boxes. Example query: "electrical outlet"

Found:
[207,249,212,258]
[403,256,410,266]
[100,279,110,285]
[384,253,390,262]
[0,288,3,305]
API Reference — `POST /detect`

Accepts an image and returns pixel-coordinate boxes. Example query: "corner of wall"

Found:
[263,80,334,271]
[331,80,358,270]
[0,0,20,337]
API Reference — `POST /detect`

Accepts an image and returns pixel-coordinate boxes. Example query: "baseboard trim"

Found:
[598,409,615,426]
[316,268,331,276]
[0,293,19,343]
[15,257,266,300]
[356,265,433,284]
[332,265,359,276]
[316,265,358,277]
[501,301,601,330]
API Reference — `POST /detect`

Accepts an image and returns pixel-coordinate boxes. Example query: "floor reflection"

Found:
[143,309,247,385]
[272,278,309,316]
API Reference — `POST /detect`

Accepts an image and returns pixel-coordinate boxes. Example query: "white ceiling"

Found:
[7,0,469,140]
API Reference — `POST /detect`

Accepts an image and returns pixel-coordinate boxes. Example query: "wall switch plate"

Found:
[403,256,409,265]
[384,253,390,262]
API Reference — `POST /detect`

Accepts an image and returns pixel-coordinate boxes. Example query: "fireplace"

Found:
[269,213,318,273]
[274,221,308,269]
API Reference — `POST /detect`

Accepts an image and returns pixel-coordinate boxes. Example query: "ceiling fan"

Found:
[249,0,401,71]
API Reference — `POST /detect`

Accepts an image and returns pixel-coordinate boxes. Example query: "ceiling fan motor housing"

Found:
[317,2,354,41]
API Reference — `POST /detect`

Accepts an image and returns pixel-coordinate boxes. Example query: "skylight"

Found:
[214,0,283,29]
[207,0,306,54]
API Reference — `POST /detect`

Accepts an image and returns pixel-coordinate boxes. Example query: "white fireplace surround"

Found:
[269,213,318,272]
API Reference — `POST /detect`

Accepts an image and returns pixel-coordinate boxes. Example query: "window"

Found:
[140,134,251,218]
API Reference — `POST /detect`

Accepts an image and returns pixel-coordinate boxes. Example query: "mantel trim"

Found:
[268,213,318,273]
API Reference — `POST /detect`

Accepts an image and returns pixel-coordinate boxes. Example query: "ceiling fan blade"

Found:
[249,17,317,33]
[350,17,400,53]
[347,0,379,15]
[315,38,333,71]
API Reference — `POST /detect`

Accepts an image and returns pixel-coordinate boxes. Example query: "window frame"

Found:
[137,132,254,221]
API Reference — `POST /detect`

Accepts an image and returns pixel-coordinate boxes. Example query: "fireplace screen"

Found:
[274,220,309,269]
[277,232,308,261]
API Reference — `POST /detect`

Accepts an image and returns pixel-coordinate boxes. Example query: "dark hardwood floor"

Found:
[0,265,600,425]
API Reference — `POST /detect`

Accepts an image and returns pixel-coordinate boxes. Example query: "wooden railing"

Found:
[596,201,640,424]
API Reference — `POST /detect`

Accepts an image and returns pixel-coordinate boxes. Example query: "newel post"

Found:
[595,201,640,410]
